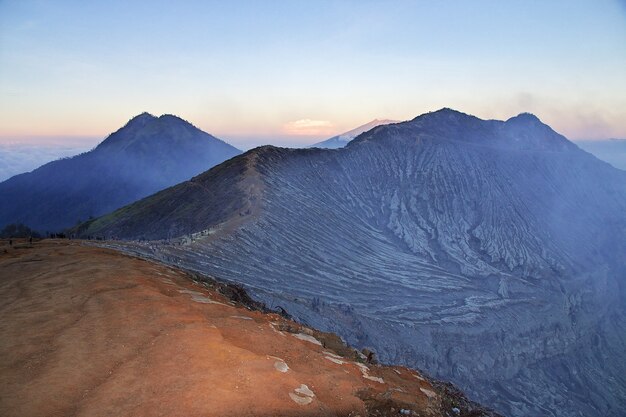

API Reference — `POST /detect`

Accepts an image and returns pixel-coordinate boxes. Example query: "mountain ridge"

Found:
[0,113,242,232]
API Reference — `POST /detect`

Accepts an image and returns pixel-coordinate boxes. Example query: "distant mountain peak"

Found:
[111,112,158,136]
[97,113,207,151]
[412,108,479,123]
[157,113,188,123]
[310,118,399,149]
[348,108,576,153]
[434,107,465,115]
[507,112,542,124]
[126,113,194,128]
[0,112,242,232]
[128,112,157,124]
[369,118,397,124]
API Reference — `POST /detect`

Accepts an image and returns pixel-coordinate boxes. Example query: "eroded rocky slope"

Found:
[0,239,499,417]
[81,109,626,416]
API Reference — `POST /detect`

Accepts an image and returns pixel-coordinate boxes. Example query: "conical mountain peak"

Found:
[506,112,542,124]
[126,112,157,126]
[0,112,241,232]
[411,107,481,123]
[310,118,399,149]
[97,113,211,151]
[135,111,156,119]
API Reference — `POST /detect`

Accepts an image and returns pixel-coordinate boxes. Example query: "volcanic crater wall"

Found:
[85,111,626,417]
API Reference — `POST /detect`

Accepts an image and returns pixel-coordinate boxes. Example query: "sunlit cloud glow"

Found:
[283,119,335,136]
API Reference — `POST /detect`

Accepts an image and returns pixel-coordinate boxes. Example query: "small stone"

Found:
[289,392,313,405]
[295,384,315,397]
[420,387,437,399]
[289,384,315,405]
[292,333,322,346]
[274,360,289,372]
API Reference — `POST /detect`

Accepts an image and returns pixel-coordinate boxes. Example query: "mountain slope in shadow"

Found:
[0,113,241,232]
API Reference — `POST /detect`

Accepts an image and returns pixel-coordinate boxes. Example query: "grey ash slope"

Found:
[0,113,241,232]
[82,108,626,417]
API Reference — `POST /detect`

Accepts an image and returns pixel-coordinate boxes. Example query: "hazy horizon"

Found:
[2,111,625,183]
[2,110,626,152]
[1,0,625,147]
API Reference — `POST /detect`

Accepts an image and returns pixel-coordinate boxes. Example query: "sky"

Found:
[1,0,625,149]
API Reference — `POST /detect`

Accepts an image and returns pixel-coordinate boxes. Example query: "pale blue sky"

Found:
[1,0,625,148]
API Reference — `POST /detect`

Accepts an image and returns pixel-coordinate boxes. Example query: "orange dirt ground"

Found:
[0,240,447,417]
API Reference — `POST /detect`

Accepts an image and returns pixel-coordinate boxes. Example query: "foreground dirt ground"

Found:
[0,240,490,417]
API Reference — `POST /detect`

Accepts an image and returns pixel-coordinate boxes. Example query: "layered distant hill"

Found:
[0,144,92,182]
[80,109,626,417]
[575,139,626,170]
[0,113,241,232]
[310,119,398,148]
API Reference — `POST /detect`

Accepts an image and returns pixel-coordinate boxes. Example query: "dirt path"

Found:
[0,240,465,417]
